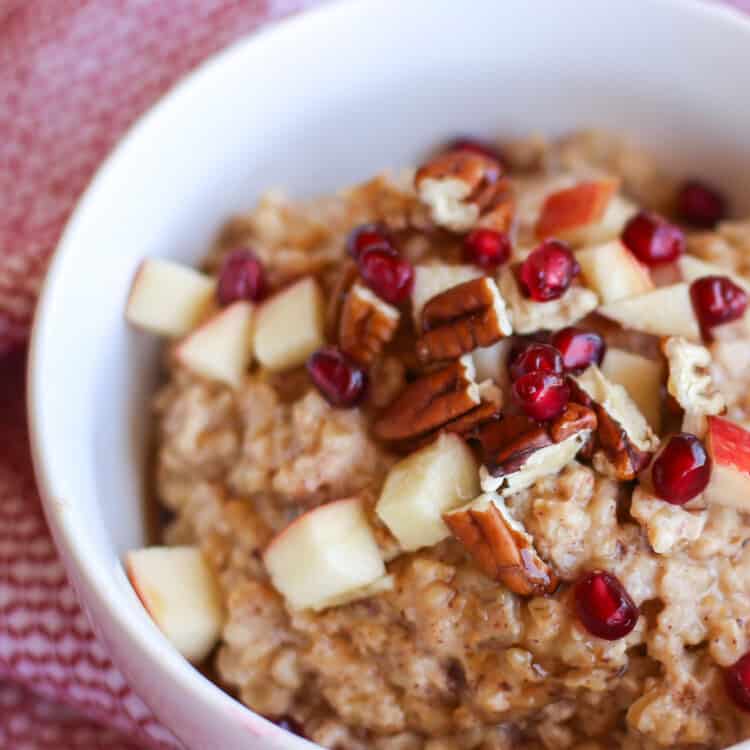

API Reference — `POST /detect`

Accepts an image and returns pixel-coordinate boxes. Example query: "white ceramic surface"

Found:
[28,0,750,748]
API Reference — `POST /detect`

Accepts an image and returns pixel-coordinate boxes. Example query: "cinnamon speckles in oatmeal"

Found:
[124,130,750,750]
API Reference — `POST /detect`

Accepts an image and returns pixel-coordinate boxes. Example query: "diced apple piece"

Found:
[535,179,619,242]
[126,258,215,337]
[175,301,254,387]
[126,546,223,663]
[704,416,750,511]
[601,348,663,431]
[576,240,653,303]
[598,283,701,340]
[254,277,325,371]
[263,498,386,611]
[376,433,480,551]
[411,263,482,325]
[472,338,514,390]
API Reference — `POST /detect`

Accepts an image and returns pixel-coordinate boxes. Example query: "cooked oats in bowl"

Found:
[124,130,750,750]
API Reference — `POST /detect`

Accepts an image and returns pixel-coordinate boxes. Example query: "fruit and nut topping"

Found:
[126,131,750,750]
[414,148,508,232]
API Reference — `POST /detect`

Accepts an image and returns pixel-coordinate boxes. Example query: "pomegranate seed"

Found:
[690,275,748,331]
[677,180,727,228]
[448,137,502,163]
[512,370,569,421]
[306,347,367,408]
[575,570,639,641]
[551,327,606,374]
[508,343,563,382]
[651,433,711,505]
[621,211,685,266]
[463,228,511,269]
[358,246,414,305]
[725,653,750,712]
[346,223,392,260]
[519,240,580,302]
[216,248,267,305]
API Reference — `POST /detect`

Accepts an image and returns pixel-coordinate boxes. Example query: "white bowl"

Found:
[28,0,750,748]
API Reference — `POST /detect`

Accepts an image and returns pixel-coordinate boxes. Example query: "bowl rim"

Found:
[26,0,750,747]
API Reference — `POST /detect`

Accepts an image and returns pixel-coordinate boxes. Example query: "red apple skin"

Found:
[704,416,750,512]
[126,556,165,622]
[535,179,619,240]
[707,416,750,472]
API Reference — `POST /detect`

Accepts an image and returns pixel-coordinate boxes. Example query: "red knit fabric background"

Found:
[0,2,317,748]
[0,1,748,748]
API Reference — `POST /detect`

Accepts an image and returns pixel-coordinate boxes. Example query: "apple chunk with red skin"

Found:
[535,179,619,242]
[126,258,215,337]
[175,301,254,387]
[704,416,750,511]
[126,546,224,663]
[263,498,387,611]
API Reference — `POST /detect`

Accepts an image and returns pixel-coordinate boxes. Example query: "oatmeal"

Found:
[124,131,750,749]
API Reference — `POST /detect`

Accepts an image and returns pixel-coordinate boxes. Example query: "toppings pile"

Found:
[124,133,750,724]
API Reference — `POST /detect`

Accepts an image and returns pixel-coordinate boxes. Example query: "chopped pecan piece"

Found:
[414,150,505,232]
[475,416,553,476]
[476,178,516,233]
[326,260,359,339]
[373,357,480,441]
[339,282,400,365]
[444,494,558,595]
[476,413,593,495]
[572,365,659,480]
[416,277,512,364]
[549,403,598,443]
[593,406,653,480]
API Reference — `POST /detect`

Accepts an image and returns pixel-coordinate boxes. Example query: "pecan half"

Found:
[549,403,598,443]
[373,357,480,441]
[396,393,502,453]
[416,277,512,364]
[414,150,504,232]
[339,282,400,365]
[444,494,558,595]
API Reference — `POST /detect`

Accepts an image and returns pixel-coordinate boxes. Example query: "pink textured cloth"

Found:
[0,2,318,748]
[1,1,750,749]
